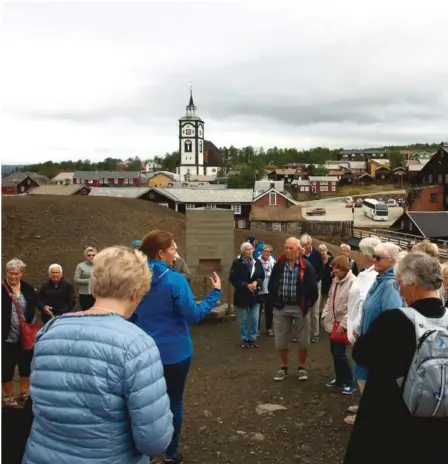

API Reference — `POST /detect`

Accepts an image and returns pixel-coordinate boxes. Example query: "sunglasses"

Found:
[87,254,96,257]
[374,255,390,262]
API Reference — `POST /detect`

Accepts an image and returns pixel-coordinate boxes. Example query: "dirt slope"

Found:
[2,195,185,286]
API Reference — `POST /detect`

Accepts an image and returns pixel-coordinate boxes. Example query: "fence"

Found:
[251,220,353,237]
[352,228,448,261]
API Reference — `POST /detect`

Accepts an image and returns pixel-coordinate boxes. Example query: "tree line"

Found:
[14,142,440,185]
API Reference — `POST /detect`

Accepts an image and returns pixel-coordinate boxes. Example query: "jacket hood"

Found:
[148,259,171,285]
[377,267,396,281]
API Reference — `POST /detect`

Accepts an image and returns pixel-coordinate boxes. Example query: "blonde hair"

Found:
[90,246,151,301]
[412,240,439,258]
[332,255,351,272]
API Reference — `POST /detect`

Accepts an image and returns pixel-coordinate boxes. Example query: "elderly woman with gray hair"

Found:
[2,259,40,407]
[344,252,448,464]
[229,242,265,348]
[353,242,404,387]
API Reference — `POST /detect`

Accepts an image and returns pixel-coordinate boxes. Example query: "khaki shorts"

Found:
[274,305,310,350]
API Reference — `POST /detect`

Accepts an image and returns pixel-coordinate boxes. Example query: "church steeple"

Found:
[186,84,196,116]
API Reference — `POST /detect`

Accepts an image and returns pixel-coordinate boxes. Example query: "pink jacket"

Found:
[322,270,356,333]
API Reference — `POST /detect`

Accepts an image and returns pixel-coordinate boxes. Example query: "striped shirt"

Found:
[280,260,299,304]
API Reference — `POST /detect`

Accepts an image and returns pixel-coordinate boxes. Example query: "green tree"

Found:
[388,150,403,169]
[227,166,256,188]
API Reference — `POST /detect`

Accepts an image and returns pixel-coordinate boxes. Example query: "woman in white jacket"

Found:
[322,256,356,395]
[344,236,381,425]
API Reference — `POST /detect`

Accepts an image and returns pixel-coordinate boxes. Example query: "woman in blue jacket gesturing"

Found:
[133,230,222,464]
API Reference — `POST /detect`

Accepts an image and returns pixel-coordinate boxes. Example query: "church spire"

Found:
[186,83,196,116]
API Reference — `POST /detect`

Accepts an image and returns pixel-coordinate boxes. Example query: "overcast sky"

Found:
[1,1,448,164]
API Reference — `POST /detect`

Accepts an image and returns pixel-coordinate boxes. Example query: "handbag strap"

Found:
[331,281,338,321]
[2,280,25,323]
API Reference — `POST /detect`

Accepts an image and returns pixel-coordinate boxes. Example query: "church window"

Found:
[199,141,203,153]
[185,140,192,152]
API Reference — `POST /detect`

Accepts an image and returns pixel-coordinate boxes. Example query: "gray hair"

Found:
[300,234,312,246]
[84,246,97,256]
[319,243,328,252]
[48,263,63,274]
[395,252,443,290]
[240,242,253,254]
[340,243,351,251]
[374,242,401,261]
[6,258,26,271]
[359,236,382,259]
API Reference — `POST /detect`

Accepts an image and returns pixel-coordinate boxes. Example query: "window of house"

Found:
[185,140,192,152]
[409,222,413,232]
[237,219,247,229]
[429,174,433,183]
[272,223,282,232]
[320,186,328,192]
[331,185,336,191]
[305,187,309,192]
[186,204,196,210]
[430,193,438,203]
[88,179,93,184]
[199,141,203,153]
[438,174,443,184]
[401,220,404,228]
[269,192,277,205]
[206,204,216,209]
[124,178,129,184]
[114,178,119,185]
[20,186,25,192]
[129,178,133,185]
[232,203,241,215]
[102,178,107,184]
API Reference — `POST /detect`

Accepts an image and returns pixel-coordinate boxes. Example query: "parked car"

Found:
[345,196,354,204]
[345,201,354,208]
[355,198,363,207]
[387,199,398,207]
[306,208,326,216]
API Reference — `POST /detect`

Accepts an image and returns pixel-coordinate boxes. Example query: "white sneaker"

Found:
[298,368,308,381]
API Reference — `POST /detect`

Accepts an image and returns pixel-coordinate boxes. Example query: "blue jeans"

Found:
[237,304,260,342]
[330,339,354,387]
[163,357,192,459]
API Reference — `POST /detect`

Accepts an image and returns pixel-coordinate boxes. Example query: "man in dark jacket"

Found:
[37,264,75,324]
[300,234,324,343]
[268,237,318,382]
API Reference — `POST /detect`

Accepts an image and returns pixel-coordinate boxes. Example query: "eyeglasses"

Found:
[87,254,96,258]
[374,255,390,261]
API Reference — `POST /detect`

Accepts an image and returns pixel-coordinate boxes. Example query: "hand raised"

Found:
[209,272,221,290]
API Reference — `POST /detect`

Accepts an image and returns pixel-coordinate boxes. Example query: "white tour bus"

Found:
[362,198,389,221]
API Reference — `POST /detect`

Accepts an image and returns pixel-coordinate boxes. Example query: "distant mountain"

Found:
[2,165,26,176]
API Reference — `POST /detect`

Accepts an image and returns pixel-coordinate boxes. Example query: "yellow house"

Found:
[147,172,176,188]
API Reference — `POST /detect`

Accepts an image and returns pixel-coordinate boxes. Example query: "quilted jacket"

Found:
[23,313,173,464]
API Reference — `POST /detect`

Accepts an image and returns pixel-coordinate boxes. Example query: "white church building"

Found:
[176,91,224,180]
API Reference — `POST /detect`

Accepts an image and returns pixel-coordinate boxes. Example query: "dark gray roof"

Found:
[408,212,448,238]
[73,171,140,179]
[3,172,49,185]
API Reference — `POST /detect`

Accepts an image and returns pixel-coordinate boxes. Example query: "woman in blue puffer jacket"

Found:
[23,246,173,464]
[132,230,222,464]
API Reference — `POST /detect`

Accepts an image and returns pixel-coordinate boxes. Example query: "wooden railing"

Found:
[352,228,448,261]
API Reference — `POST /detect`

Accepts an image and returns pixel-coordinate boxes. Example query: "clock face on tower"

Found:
[185,129,192,135]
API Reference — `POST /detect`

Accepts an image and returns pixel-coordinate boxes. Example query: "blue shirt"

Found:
[132,260,221,365]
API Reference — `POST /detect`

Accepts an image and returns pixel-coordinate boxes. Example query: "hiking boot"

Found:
[2,395,19,407]
[298,368,308,381]
[311,336,319,343]
[274,367,288,381]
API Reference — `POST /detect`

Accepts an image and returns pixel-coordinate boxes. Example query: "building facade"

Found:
[308,176,339,194]
[73,171,141,187]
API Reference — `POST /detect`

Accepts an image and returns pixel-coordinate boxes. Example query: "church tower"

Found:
[177,87,205,179]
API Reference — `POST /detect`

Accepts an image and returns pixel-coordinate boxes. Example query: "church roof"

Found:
[204,140,225,167]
